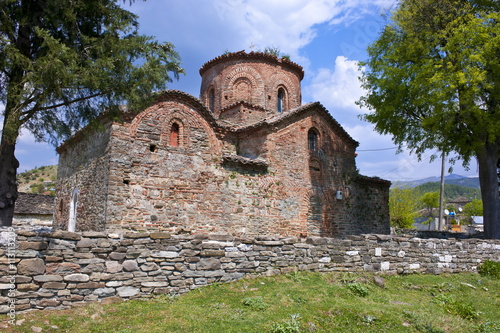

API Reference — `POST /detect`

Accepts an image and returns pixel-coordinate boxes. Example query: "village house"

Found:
[13,193,54,229]
[54,51,390,237]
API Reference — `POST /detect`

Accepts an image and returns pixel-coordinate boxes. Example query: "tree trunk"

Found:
[0,137,19,227]
[476,142,500,239]
[0,87,23,227]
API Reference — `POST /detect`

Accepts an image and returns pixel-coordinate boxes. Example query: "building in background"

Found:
[13,193,54,229]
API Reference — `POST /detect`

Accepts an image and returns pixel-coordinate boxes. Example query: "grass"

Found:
[3,272,500,332]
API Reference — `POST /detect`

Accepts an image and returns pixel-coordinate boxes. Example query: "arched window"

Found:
[209,89,215,112]
[170,123,180,147]
[68,188,78,232]
[308,128,319,151]
[277,88,285,113]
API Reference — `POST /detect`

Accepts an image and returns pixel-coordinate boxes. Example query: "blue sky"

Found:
[4,0,479,180]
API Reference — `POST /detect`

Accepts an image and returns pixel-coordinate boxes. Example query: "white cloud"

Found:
[130,0,395,65]
[307,56,364,111]
[210,0,394,60]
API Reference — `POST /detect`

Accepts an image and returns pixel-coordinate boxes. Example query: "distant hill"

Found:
[17,165,58,196]
[414,182,481,201]
[392,174,480,189]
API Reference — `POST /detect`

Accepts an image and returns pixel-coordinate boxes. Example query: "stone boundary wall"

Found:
[1,229,499,314]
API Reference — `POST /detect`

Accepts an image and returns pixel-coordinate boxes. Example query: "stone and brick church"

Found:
[54,51,390,237]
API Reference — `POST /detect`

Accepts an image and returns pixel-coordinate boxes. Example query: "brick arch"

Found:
[205,85,217,112]
[233,77,252,103]
[223,66,264,106]
[129,101,221,154]
[165,117,186,148]
[268,72,299,110]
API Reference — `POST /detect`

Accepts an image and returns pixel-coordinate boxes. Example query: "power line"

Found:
[357,146,399,152]
[377,149,440,179]
[357,144,408,152]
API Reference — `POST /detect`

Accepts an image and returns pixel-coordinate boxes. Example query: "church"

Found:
[54,51,390,237]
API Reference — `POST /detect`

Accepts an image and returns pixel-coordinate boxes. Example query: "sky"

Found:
[4,0,480,181]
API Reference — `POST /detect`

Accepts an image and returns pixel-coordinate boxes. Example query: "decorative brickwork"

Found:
[55,52,390,237]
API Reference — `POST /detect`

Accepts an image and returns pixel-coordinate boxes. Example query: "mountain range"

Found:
[392,174,480,189]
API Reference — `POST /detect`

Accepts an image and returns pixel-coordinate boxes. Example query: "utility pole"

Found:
[438,153,445,230]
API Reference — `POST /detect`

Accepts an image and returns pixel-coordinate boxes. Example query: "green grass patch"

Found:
[4,272,500,332]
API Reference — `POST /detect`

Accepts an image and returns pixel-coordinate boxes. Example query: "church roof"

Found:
[199,51,305,80]
[222,102,359,147]
[15,193,54,215]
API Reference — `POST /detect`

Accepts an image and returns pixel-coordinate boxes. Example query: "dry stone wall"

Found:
[1,229,499,313]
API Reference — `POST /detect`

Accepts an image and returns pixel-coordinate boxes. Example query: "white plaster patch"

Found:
[346,251,359,256]
[375,248,382,256]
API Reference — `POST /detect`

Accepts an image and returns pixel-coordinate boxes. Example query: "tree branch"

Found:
[19,91,106,124]
[21,91,105,115]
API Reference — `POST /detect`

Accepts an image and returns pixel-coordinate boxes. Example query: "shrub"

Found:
[478,261,500,279]
[242,296,267,310]
[346,282,370,297]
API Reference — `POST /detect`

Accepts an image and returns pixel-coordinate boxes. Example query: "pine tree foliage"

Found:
[0,0,183,225]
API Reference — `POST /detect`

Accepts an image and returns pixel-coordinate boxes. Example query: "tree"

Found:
[358,0,500,238]
[389,187,421,228]
[420,192,440,230]
[463,199,484,224]
[0,0,183,226]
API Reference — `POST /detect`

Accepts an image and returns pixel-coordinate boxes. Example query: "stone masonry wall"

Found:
[1,229,499,313]
[55,123,112,231]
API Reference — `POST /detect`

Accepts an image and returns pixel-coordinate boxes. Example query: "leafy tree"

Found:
[463,199,484,224]
[420,192,440,230]
[0,0,183,226]
[358,0,500,238]
[389,187,421,228]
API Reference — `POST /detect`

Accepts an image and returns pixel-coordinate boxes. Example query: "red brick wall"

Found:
[200,52,302,125]
[55,53,389,237]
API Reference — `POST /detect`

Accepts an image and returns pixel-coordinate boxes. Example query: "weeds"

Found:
[339,272,357,284]
[476,321,500,332]
[289,271,310,282]
[433,293,479,320]
[478,261,500,279]
[346,282,370,297]
[403,311,446,333]
[242,296,268,310]
[269,314,302,333]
